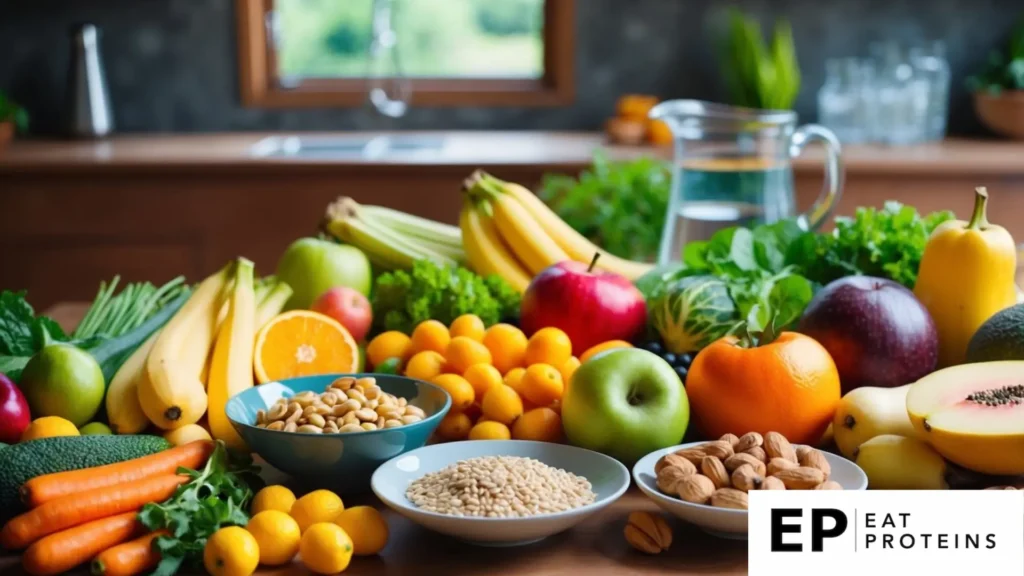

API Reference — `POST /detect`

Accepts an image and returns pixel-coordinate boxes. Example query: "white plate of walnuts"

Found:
[632,432,868,539]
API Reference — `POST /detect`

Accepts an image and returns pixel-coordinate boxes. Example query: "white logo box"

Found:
[749,490,1024,576]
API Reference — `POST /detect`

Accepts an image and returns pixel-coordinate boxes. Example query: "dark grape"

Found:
[641,341,664,355]
[674,366,688,382]
[662,353,677,366]
[679,353,693,366]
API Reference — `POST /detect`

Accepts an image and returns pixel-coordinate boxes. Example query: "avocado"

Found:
[0,435,171,522]
[966,304,1024,363]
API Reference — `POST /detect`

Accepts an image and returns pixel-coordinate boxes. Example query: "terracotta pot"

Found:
[974,90,1024,139]
[0,121,13,148]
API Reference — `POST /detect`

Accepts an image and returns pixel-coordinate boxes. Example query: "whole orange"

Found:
[686,332,841,445]
[445,336,492,374]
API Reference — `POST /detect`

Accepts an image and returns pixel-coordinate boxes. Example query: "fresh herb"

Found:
[0,291,68,380]
[371,260,521,335]
[785,202,954,289]
[139,441,262,576]
[0,91,28,133]
[677,219,815,332]
[966,19,1024,93]
[538,153,670,262]
[74,276,188,339]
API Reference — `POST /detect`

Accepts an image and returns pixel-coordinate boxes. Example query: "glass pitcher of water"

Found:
[649,100,844,265]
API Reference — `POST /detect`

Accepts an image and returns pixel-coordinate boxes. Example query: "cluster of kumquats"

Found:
[364,315,632,443]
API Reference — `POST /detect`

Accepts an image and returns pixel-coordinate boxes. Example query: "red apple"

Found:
[520,255,647,355]
[311,286,373,342]
[0,373,31,444]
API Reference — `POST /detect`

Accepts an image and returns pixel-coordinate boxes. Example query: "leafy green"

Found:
[675,219,814,334]
[0,287,188,384]
[785,202,954,289]
[0,291,68,381]
[646,202,957,351]
[538,154,670,262]
[139,441,262,576]
[648,275,737,354]
[371,260,521,335]
[0,91,28,133]
[966,19,1024,93]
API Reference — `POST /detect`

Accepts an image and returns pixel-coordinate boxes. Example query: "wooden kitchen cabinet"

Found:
[2,133,1023,310]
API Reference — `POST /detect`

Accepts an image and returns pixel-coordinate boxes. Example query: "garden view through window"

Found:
[274,0,546,82]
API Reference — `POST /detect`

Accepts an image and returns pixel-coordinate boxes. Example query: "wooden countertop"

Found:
[0,303,748,576]
[2,132,1023,177]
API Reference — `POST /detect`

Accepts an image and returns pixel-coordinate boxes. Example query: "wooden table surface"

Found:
[0,305,750,575]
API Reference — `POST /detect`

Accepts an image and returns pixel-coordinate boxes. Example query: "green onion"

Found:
[73,276,188,339]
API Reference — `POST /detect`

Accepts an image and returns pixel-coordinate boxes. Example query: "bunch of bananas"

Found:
[460,170,654,293]
[322,197,465,270]
[105,262,292,446]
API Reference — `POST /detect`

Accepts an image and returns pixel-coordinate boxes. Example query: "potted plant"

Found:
[0,91,28,147]
[719,7,801,111]
[968,20,1024,139]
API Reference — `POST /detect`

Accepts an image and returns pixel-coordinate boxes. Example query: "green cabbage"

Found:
[649,275,737,354]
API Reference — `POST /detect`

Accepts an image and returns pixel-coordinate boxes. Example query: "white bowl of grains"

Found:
[371,440,630,546]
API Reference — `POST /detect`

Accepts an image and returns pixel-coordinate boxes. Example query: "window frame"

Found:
[236,0,575,108]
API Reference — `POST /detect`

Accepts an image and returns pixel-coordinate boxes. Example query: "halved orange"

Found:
[254,310,359,384]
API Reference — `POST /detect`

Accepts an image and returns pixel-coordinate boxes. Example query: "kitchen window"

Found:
[236,0,575,110]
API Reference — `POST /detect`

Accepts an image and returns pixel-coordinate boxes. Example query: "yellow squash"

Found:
[207,258,257,451]
[913,187,1018,367]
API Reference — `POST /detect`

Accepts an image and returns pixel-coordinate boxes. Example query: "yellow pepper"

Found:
[913,187,1018,368]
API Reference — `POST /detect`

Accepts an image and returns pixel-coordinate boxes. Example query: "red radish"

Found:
[0,373,30,444]
[311,287,373,342]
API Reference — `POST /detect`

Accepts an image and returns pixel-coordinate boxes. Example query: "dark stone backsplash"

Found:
[1,0,1020,136]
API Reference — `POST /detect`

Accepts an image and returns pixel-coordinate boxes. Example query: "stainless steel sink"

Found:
[250,134,447,159]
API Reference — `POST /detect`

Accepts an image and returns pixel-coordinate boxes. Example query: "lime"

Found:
[79,422,113,436]
[374,357,401,375]
[21,343,105,427]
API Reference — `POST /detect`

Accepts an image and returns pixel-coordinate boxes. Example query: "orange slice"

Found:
[254,310,358,384]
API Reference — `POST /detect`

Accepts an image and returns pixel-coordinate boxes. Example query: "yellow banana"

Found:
[139,262,231,429]
[497,178,654,280]
[488,192,570,275]
[207,258,256,451]
[105,331,159,435]
[256,279,293,330]
[460,202,532,293]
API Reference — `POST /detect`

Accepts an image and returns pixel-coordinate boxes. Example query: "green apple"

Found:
[276,237,372,310]
[20,342,105,427]
[562,348,689,464]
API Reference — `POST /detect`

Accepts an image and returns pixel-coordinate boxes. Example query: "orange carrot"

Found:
[91,530,168,576]
[22,512,140,576]
[21,440,213,507]
[1,474,187,550]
